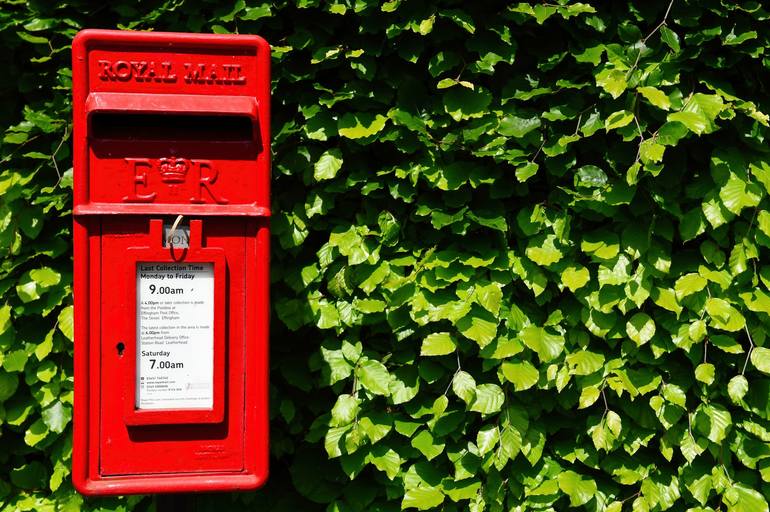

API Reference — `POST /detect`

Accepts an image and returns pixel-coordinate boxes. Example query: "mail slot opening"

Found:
[90,113,254,141]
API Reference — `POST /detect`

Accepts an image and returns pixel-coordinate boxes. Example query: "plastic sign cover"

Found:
[136,262,214,409]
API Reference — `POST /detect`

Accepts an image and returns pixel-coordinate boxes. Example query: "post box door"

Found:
[97,216,247,475]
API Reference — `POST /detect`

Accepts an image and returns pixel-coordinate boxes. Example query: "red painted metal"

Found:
[72,29,270,495]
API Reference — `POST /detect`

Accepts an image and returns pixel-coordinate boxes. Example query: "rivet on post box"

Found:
[71,29,270,495]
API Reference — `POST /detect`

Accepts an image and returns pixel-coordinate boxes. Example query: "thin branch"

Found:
[573,111,583,136]
[742,325,755,375]
[642,0,675,45]
[619,489,642,505]
[443,351,462,396]
[626,0,676,79]
[530,137,547,163]
[600,386,609,420]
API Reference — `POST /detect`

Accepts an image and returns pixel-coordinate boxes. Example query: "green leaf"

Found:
[443,478,482,502]
[501,360,539,390]
[476,424,498,456]
[626,312,656,346]
[724,483,769,512]
[469,383,504,414]
[667,93,724,135]
[321,346,354,385]
[315,300,340,329]
[710,335,744,354]
[595,68,627,99]
[389,367,420,404]
[324,425,351,458]
[475,282,503,316]
[694,403,732,444]
[728,375,749,402]
[660,26,681,52]
[495,425,522,470]
[0,372,19,401]
[582,231,620,259]
[359,411,392,444]
[520,325,565,362]
[452,370,476,404]
[695,363,715,385]
[526,234,564,266]
[402,486,445,510]
[3,350,28,373]
[314,149,344,181]
[330,394,359,426]
[10,461,48,489]
[639,139,665,164]
[565,350,605,376]
[515,162,539,182]
[719,174,761,215]
[439,9,475,33]
[0,304,11,336]
[443,87,492,121]
[57,305,73,342]
[758,210,770,240]
[751,347,770,375]
[558,471,597,507]
[498,114,541,138]
[605,110,634,131]
[705,298,745,332]
[674,273,707,299]
[575,165,608,188]
[562,265,591,291]
[638,86,671,110]
[241,4,271,20]
[36,360,56,382]
[683,467,712,506]
[421,332,456,356]
[357,359,391,396]
[17,31,49,44]
[338,112,388,138]
[24,418,49,447]
[456,305,498,348]
[411,429,445,460]
[369,446,401,480]
[723,28,758,46]
[41,401,71,434]
[667,111,707,134]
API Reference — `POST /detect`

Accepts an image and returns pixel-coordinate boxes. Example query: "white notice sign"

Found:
[136,262,214,409]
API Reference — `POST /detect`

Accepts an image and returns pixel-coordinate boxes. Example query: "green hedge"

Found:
[3,0,770,510]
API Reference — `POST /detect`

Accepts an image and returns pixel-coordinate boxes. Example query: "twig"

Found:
[619,489,642,505]
[600,386,609,420]
[51,127,69,185]
[443,351,462,395]
[626,0,676,79]
[742,325,755,375]
[530,137,546,163]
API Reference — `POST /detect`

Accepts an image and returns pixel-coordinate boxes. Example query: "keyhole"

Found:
[116,342,125,356]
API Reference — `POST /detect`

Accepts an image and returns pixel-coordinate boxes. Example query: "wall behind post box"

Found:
[4,1,770,512]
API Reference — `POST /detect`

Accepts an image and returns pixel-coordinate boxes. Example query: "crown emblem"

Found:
[159,158,189,184]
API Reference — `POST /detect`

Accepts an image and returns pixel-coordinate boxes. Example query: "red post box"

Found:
[71,29,270,495]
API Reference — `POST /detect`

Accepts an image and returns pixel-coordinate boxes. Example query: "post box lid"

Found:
[72,30,270,217]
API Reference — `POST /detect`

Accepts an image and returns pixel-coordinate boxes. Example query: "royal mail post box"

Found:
[71,29,270,495]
